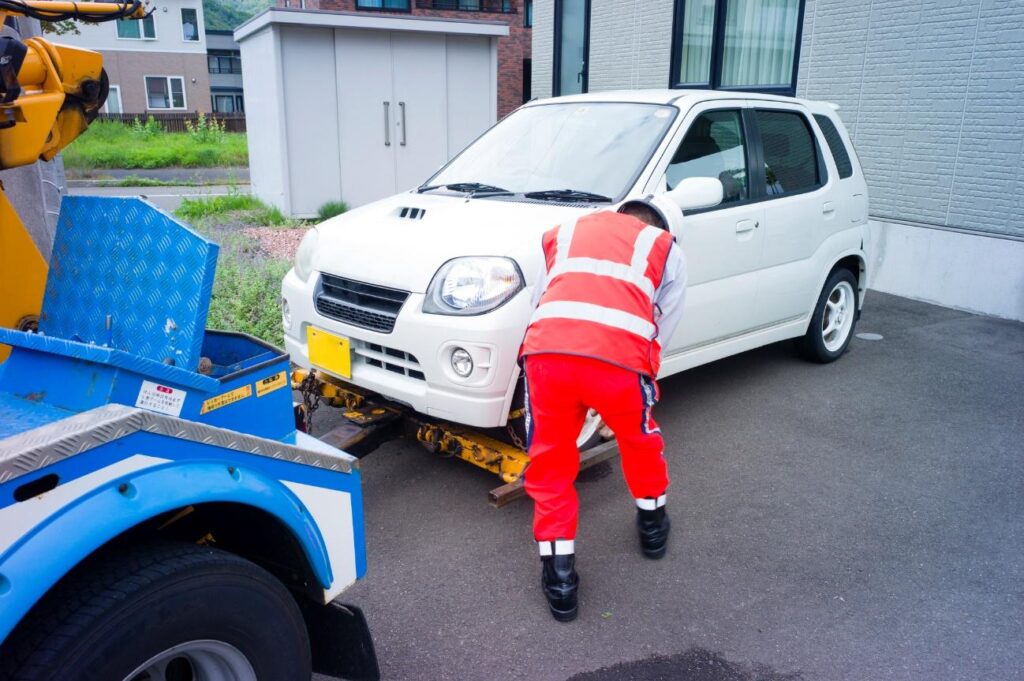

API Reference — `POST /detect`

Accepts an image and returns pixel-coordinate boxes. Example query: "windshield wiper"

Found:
[417,182,512,196]
[523,188,613,203]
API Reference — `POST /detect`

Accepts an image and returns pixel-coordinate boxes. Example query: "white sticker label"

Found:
[135,380,187,417]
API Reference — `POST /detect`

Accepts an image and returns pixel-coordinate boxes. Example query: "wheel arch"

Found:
[0,460,334,645]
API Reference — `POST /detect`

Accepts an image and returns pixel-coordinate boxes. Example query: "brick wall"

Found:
[284,0,531,117]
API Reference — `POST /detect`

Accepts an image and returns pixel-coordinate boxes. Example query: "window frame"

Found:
[144,75,188,111]
[552,0,591,96]
[208,50,242,74]
[103,85,123,114]
[116,14,157,40]
[180,7,200,42]
[668,0,806,97]
[354,0,412,12]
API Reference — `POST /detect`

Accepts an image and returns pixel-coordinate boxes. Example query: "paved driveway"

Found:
[319,292,1023,681]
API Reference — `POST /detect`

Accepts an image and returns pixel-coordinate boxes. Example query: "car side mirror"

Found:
[666,177,724,212]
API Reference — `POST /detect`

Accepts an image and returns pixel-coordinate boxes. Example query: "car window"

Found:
[756,109,821,196]
[813,114,853,179]
[666,109,748,204]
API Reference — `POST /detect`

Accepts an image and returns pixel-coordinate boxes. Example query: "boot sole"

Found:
[549,604,578,622]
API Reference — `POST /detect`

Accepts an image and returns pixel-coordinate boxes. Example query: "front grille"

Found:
[354,342,425,381]
[315,274,409,334]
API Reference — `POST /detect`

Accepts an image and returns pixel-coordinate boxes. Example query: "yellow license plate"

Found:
[307,327,352,379]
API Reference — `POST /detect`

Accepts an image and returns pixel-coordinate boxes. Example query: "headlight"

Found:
[293,228,319,283]
[423,257,524,315]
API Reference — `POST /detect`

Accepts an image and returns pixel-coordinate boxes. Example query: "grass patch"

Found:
[318,200,349,221]
[176,193,295,227]
[207,255,290,347]
[62,120,248,169]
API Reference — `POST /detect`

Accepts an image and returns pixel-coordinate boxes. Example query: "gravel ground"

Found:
[242,226,305,261]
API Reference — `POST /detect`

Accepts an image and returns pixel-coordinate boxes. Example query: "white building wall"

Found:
[239,26,289,213]
[55,0,207,53]
[587,0,673,92]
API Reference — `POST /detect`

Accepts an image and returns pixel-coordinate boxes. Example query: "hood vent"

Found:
[396,207,427,220]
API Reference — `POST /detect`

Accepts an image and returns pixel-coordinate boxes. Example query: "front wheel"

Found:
[506,374,604,452]
[796,268,859,363]
[0,542,311,681]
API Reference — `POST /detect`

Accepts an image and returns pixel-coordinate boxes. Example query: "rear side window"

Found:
[667,109,749,205]
[755,110,821,197]
[813,114,853,179]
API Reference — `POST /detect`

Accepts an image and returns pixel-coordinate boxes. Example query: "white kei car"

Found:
[282,90,869,448]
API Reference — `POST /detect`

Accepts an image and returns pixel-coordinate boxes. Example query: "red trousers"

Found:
[523,354,669,541]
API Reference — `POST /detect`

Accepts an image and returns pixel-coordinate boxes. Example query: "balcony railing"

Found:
[416,0,515,13]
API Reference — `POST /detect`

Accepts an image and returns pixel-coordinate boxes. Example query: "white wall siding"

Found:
[55,0,207,53]
[588,0,673,92]
[531,0,554,99]
[798,0,1024,240]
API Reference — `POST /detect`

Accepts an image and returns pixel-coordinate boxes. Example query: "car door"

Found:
[748,103,838,326]
[648,101,766,354]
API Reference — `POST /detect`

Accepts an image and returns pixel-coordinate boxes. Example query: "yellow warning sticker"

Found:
[200,384,253,414]
[255,371,288,398]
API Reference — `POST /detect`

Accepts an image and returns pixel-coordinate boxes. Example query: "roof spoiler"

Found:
[826,102,841,111]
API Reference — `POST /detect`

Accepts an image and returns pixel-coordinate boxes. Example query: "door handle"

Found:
[735,219,757,234]
[383,101,391,147]
[399,101,407,147]
[823,201,836,214]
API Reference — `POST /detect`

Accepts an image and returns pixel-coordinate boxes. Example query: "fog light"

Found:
[281,297,292,329]
[451,347,473,377]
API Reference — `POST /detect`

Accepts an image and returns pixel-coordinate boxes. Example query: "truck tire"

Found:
[0,542,311,681]
[796,268,859,363]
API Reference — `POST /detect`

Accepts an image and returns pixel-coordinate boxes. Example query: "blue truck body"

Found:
[0,197,374,679]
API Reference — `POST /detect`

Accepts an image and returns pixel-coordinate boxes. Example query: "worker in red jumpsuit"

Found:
[519,195,688,622]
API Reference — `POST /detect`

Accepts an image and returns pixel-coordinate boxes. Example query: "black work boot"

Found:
[636,499,670,559]
[539,542,578,622]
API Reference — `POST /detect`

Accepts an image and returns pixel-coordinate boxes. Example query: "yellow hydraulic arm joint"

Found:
[0,0,148,360]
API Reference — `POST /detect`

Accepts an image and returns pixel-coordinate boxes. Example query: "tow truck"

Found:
[0,3,377,679]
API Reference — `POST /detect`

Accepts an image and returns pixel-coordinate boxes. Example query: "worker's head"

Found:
[617,195,680,233]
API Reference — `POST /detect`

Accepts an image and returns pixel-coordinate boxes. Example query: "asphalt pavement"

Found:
[314,292,1024,681]
[67,184,249,213]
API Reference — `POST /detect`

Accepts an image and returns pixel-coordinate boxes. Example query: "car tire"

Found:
[796,268,859,363]
[0,542,311,681]
[506,373,604,452]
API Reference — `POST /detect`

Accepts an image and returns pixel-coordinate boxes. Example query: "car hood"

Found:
[312,192,597,292]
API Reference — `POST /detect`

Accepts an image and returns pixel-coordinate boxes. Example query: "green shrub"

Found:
[317,200,349,221]
[176,193,263,221]
[206,256,290,347]
[184,112,226,144]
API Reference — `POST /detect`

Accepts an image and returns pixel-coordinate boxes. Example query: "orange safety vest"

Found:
[521,211,674,377]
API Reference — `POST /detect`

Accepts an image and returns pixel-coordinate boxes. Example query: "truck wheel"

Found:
[506,374,603,452]
[0,542,311,681]
[796,268,859,363]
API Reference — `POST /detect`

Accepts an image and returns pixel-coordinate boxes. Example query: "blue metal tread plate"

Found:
[0,393,73,443]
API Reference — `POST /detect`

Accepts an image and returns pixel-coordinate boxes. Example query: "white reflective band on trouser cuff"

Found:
[547,257,656,298]
[531,301,656,339]
[635,495,667,510]
[538,539,575,556]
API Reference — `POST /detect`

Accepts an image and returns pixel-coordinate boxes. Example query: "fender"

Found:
[0,459,333,643]
[800,230,869,334]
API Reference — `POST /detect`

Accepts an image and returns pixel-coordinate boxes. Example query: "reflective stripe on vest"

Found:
[530,300,657,339]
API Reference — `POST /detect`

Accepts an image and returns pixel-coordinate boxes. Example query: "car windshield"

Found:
[425,102,678,201]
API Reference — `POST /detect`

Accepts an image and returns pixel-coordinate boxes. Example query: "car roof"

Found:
[523,89,833,110]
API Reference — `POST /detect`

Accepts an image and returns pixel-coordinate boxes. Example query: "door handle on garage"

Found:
[399,101,407,146]
[383,101,391,147]
[735,219,757,233]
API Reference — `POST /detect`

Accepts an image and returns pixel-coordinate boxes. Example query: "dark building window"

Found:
[524,0,533,26]
[357,0,411,10]
[523,58,532,102]
[414,0,515,11]
[208,50,242,74]
[670,0,805,95]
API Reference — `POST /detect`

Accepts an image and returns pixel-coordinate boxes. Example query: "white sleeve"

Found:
[652,241,688,348]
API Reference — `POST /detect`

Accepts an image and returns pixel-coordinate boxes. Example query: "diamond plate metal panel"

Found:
[39,197,219,372]
[0,404,357,484]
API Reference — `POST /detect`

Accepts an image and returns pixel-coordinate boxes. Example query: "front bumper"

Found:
[282,269,528,429]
